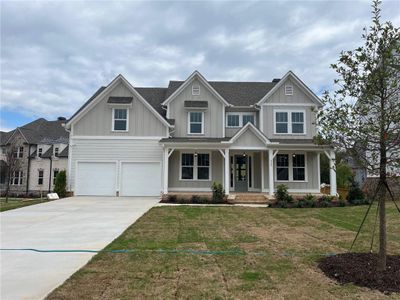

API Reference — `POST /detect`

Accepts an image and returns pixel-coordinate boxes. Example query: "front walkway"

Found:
[0,196,159,300]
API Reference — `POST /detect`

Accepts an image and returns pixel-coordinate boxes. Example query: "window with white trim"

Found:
[188,112,203,134]
[275,111,305,134]
[292,154,305,181]
[285,85,293,95]
[113,108,128,131]
[38,148,43,158]
[13,147,24,158]
[12,171,23,185]
[38,170,44,185]
[54,147,59,157]
[276,154,289,181]
[275,112,288,133]
[192,84,200,95]
[226,113,256,128]
[181,153,210,180]
[276,153,307,181]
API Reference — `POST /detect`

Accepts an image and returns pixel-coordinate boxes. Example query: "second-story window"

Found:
[226,113,256,128]
[54,147,59,157]
[242,114,255,126]
[14,147,24,158]
[275,111,305,134]
[113,108,128,131]
[188,112,203,134]
[38,148,43,158]
[227,115,240,127]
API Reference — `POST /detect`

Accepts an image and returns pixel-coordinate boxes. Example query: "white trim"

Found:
[179,150,212,181]
[260,105,264,133]
[274,152,308,182]
[317,152,321,189]
[222,106,225,137]
[163,148,169,193]
[168,187,211,192]
[226,112,256,128]
[71,136,164,140]
[187,111,204,135]
[263,103,317,107]
[112,107,129,132]
[261,151,264,191]
[284,84,293,96]
[162,71,230,107]
[226,122,271,145]
[257,71,324,107]
[229,146,267,150]
[273,109,306,135]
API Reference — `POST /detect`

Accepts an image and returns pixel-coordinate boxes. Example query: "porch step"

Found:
[229,193,270,204]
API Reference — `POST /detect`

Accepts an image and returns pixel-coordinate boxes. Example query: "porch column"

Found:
[163,147,169,194]
[329,150,337,196]
[224,148,230,195]
[268,149,274,196]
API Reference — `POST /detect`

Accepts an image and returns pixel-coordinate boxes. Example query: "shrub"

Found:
[336,162,354,188]
[303,194,317,208]
[168,195,177,203]
[275,184,293,208]
[319,195,334,207]
[347,180,366,204]
[211,182,225,203]
[296,199,307,208]
[53,170,67,198]
[338,199,346,207]
[191,195,202,204]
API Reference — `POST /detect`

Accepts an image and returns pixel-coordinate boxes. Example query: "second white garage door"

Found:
[120,162,162,196]
[76,162,117,196]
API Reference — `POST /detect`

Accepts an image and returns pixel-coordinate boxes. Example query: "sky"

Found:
[1,0,399,132]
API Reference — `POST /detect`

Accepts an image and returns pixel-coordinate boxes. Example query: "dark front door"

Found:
[235,155,248,192]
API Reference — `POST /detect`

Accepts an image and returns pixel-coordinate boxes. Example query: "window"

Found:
[292,154,305,181]
[12,171,23,185]
[276,153,307,181]
[197,154,210,180]
[275,112,288,133]
[276,154,289,181]
[275,111,305,134]
[285,85,293,95]
[181,154,194,180]
[226,113,256,127]
[13,147,23,158]
[227,114,240,127]
[1,147,5,154]
[188,112,203,134]
[192,84,200,95]
[38,170,44,185]
[53,169,59,185]
[38,148,43,158]
[54,147,59,157]
[181,153,210,180]
[242,114,255,126]
[113,108,128,131]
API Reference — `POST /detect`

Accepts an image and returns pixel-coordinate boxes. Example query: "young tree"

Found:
[54,170,67,198]
[3,146,21,202]
[318,0,399,271]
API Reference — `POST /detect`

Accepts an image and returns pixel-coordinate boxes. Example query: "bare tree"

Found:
[318,0,399,271]
[3,145,21,203]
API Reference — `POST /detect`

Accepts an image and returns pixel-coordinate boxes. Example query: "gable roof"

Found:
[66,75,172,129]
[225,122,273,146]
[257,71,324,107]
[162,71,230,107]
[2,118,69,146]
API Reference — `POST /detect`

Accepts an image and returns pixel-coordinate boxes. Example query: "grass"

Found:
[47,202,400,299]
[0,197,52,212]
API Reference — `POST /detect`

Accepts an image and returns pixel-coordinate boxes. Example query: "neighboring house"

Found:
[0,118,69,196]
[65,71,336,197]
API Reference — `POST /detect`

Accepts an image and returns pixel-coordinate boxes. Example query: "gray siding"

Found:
[74,82,167,136]
[231,129,266,148]
[168,150,223,190]
[69,138,163,191]
[267,77,316,104]
[168,78,224,138]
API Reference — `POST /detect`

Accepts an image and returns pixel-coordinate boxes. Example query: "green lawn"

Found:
[0,198,52,212]
[48,203,400,300]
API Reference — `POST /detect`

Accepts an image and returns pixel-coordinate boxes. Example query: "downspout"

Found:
[26,144,32,195]
[48,156,53,193]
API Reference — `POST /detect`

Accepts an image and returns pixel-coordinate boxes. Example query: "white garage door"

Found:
[76,162,116,196]
[120,162,161,196]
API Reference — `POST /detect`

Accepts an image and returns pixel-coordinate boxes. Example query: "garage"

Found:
[120,162,161,196]
[75,162,117,196]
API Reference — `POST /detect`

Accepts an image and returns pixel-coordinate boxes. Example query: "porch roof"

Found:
[159,137,230,144]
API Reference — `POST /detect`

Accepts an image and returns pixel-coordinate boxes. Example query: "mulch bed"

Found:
[319,253,400,294]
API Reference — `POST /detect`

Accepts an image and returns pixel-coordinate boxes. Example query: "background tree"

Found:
[54,170,67,198]
[3,145,21,202]
[317,0,399,271]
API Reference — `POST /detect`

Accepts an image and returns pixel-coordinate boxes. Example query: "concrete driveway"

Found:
[0,196,159,300]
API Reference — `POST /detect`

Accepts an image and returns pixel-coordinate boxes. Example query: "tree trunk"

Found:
[377,178,387,271]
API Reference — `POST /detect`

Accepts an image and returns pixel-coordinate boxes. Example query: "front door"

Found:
[234,155,248,192]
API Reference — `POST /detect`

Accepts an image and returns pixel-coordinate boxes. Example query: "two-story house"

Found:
[65,71,337,198]
[0,118,69,196]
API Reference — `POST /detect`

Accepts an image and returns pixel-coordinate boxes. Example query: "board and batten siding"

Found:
[168,79,224,138]
[168,150,223,190]
[73,82,167,137]
[68,138,163,192]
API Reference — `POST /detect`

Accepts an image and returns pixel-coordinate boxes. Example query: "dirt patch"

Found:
[319,253,400,294]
